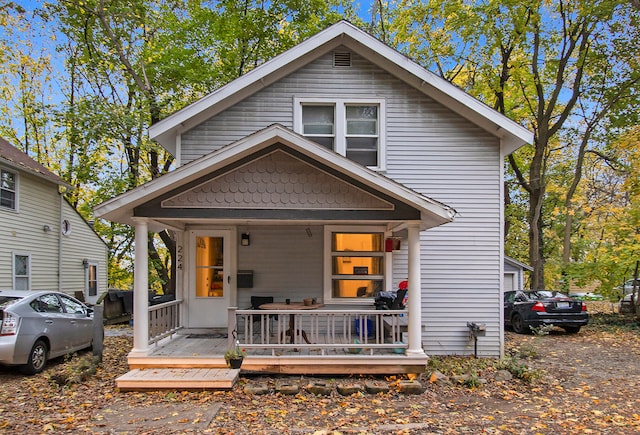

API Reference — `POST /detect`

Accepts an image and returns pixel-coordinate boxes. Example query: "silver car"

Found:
[0,290,93,374]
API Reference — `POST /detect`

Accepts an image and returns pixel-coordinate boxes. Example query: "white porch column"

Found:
[406,224,425,356]
[131,218,149,354]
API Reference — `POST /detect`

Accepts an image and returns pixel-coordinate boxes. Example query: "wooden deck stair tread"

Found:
[116,368,239,390]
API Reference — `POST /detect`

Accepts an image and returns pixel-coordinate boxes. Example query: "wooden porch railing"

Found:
[228,307,409,356]
[148,299,183,345]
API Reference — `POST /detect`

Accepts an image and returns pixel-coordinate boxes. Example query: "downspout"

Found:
[58,191,63,292]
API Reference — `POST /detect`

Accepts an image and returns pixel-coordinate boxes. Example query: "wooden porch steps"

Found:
[116,367,239,391]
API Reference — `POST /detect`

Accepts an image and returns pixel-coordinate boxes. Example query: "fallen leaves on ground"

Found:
[0,315,638,434]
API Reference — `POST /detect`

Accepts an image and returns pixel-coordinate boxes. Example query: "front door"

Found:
[189,230,231,328]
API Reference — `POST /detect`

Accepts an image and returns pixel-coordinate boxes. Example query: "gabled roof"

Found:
[505,256,533,272]
[149,20,532,156]
[95,124,456,231]
[0,137,71,189]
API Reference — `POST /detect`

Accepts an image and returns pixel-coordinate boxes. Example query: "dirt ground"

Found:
[0,311,639,434]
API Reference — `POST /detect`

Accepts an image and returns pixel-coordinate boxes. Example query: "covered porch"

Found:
[95,126,456,385]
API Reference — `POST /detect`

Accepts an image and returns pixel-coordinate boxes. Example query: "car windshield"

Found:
[527,290,568,300]
[0,296,22,309]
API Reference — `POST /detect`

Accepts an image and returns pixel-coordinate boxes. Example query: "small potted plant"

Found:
[224,340,246,369]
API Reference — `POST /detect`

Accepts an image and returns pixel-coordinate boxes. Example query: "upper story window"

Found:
[295,98,386,170]
[1,168,17,210]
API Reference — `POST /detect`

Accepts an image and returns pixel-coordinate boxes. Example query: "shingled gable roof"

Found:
[0,137,71,189]
[95,124,456,231]
[149,20,532,157]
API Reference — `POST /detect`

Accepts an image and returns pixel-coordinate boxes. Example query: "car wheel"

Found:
[511,314,527,334]
[564,326,581,334]
[20,339,48,375]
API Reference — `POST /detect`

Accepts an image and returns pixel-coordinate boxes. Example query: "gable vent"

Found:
[333,52,352,67]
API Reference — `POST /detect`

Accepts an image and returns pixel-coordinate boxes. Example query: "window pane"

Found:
[346,143,378,167]
[14,255,28,275]
[1,170,15,190]
[88,265,98,296]
[195,236,224,297]
[346,105,377,135]
[61,295,86,314]
[332,280,383,298]
[333,257,383,275]
[14,277,28,290]
[346,120,377,135]
[0,190,15,209]
[302,105,334,135]
[308,137,334,150]
[333,233,384,252]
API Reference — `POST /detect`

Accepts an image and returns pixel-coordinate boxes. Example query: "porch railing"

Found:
[148,299,183,345]
[229,307,409,356]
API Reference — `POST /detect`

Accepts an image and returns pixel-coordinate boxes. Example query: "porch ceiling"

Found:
[95,124,456,232]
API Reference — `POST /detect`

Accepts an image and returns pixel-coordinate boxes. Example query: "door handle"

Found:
[227,275,231,284]
[45,320,53,324]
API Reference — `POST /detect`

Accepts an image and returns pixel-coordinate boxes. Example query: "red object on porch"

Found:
[399,280,408,290]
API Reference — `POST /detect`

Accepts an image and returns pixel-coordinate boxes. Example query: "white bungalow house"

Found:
[0,137,108,305]
[95,21,532,387]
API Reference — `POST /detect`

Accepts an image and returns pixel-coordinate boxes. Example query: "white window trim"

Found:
[0,166,19,212]
[294,97,386,171]
[323,225,389,304]
[86,261,99,297]
[12,251,31,290]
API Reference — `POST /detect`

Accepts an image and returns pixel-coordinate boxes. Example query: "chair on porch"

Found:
[390,289,407,310]
[250,296,278,334]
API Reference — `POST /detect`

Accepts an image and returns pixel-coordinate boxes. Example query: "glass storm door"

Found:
[189,231,231,328]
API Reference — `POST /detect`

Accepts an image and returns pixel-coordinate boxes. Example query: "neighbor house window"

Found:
[13,253,30,290]
[295,98,385,170]
[1,168,17,210]
[87,263,98,297]
[325,226,385,301]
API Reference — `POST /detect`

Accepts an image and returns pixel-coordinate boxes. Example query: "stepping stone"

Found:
[398,380,425,395]
[307,382,332,396]
[276,383,299,395]
[244,383,270,395]
[365,381,390,394]
[336,383,363,396]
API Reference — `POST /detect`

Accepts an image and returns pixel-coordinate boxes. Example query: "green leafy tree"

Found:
[390,0,640,290]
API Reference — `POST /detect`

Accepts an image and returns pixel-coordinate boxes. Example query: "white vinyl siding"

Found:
[0,170,107,302]
[181,49,504,357]
[236,226,323,310]
[0,172,60,290]
[59,200,108,304]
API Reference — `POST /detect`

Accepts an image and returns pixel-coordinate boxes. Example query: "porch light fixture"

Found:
[42,224,52,233]
[82,258,89,269]
[241,232,250,246]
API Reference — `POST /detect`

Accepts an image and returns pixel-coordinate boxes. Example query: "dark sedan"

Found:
[504,290,588,334]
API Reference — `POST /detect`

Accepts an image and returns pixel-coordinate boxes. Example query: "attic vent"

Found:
[333,52,352,67]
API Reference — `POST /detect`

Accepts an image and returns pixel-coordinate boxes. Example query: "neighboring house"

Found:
[0,137,108,305]
[504,256,532,292]
[95,21,532,386]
